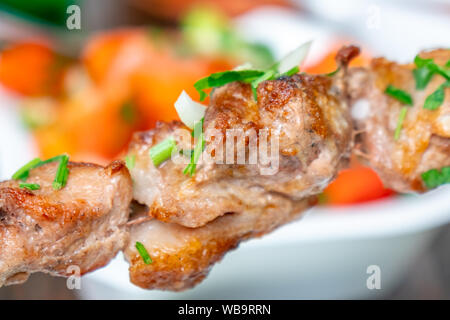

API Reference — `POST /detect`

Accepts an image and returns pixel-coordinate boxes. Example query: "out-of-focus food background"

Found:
[0,0,449,299]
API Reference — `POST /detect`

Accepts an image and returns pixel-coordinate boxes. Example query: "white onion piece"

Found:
[277,40,312,74]
[174,90,207,130]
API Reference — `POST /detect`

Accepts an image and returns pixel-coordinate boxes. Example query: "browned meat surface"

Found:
[0,160,132,287]
[127,46,358,228]
[348,49,450,193]
[125,197,315,291]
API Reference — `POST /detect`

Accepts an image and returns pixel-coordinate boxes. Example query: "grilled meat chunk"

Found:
[0,160,132,287]
[348,49,450,193]
[125,197,315,291]
[127,46,358,228]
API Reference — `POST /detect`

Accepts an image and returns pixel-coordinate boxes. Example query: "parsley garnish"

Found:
[135,241,153,265]
[414,55,450,81]
[149,137,177,167]
[385,85,413,105]
[183,118,205,176]
[424,81,450,110]
[413,55,450,110]
[19,183,40,191]
[421,166,450,189]
[384,85,413,140]
[194,70,265,101]
[413,67,434,90]
[193,43,307,102]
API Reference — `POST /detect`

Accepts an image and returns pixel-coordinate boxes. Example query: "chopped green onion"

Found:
[149,137,177,167]
[19,183,40,191]
[12,158,42,181]
[12,155,69,189]
[423,82,449,110]
[194,69,265,101]
[135,241,153,264]
[184,118,205,176]
[446,60,450,68]
[385,85,413,106]
[52,155,69,190]
[421,166,450,189]
[125,154,136,170]
[38,155,65,166]
[394,106,408,140]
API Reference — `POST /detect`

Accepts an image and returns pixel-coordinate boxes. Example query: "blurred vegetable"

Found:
[129,0,290,23]
[82,29,145,85]
[321,166,394,206]
[20,98,57,129]
[181,6,274,68]
[0,42,69,96]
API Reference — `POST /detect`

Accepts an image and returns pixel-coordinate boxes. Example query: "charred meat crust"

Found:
[0,160,133,286]
[125,196,316,291]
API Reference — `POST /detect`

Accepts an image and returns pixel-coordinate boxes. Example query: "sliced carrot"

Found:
[322,166,394,206]
[82,29,144,84]
[0,42,58,96]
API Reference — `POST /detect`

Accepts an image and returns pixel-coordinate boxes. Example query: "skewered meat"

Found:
[348,49,450,193]
[125,197,315,291]
[0,160,132,287]
[127,46,359,228]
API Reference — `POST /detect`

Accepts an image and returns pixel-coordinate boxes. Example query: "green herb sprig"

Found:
[149,137,177,167]
[424,81,450,110]
[194,70,265,101]
[19,183,40,191]
[183,118,205,176]
[135,241,153,265]
[385,85,413,105]
[12,158,42,181]
[421,166,450,189]
[413,55,450,110]
[12,155,70,190]
[194,54,303,102]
